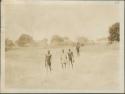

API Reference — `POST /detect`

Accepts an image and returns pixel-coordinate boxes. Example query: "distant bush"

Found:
[5,38,15,51]
[77,37,89,46]
[39,38,48,48]
[50,35,75,47]
[108,22,120,43]
[50,35,64,46]
[16,34,34,47]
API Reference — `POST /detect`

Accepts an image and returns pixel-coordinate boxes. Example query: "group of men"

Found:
[45,42,81,72]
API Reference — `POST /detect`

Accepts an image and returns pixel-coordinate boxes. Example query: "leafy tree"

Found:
[77,37,89,46]
[108,22,120,43]
[5,38,15,51]
[51,35,64,46]
[16,34,34,47]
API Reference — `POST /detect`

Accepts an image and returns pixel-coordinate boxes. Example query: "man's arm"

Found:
[72,52,74,57]
[45,55,47,67]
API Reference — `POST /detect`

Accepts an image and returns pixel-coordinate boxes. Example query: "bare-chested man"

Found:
[76,42,80,56]
[67,49,74,69]
[45,50,52,72]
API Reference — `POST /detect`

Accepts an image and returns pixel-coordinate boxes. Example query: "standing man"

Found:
[76,42,80,56]
[68,49,74,69]
[45,50,52,72]
[60,49,68,69]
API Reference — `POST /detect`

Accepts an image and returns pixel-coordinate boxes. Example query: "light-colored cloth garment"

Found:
[60,53,68,64]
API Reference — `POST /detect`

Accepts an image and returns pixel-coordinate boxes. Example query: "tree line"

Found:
[5,22,120,51]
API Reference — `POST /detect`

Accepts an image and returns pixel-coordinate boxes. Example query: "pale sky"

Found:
[3,1,120,41]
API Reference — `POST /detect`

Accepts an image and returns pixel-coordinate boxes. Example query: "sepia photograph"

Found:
[1,0,124,93]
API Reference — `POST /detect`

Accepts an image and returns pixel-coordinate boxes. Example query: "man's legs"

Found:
[46,64,49,72]
[49,66,51,72]
[62,63,64,69]
[64,63,66,69]
[70,59,73,69]
[48,62,51,72]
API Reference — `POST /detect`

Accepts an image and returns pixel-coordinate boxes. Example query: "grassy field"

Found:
[5,44,120,91]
